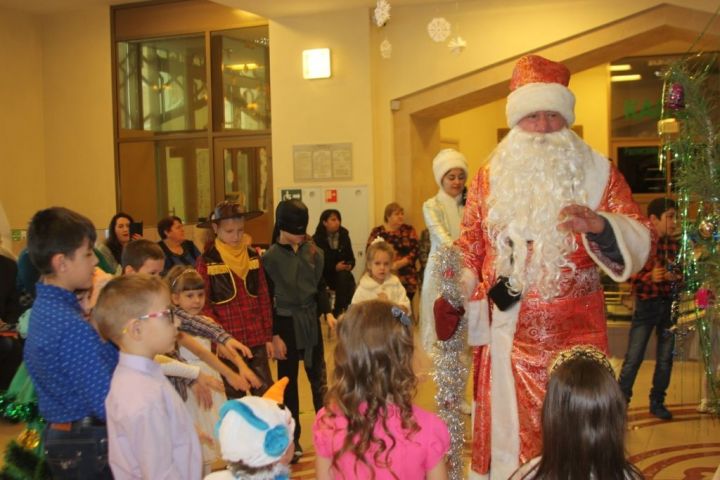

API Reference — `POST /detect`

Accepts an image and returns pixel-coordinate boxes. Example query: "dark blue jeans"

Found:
[618,298,675,403]
[44,421,113,479]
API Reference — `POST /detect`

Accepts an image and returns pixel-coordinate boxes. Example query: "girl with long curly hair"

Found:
[313,300,449,479]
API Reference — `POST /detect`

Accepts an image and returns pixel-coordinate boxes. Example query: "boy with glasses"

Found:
[120,238,258,400]
[95,274,201,479]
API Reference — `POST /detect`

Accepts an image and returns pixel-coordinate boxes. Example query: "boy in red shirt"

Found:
[196,201,273,397]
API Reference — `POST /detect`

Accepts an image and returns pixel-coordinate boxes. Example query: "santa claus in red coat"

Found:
[445,55,655,479]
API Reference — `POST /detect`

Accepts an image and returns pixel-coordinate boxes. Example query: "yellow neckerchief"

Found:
[214,238,250,280]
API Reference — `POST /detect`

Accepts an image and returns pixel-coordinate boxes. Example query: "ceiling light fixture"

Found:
[610,74,642,82]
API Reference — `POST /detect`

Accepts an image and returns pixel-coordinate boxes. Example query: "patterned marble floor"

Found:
[284,326,720,479]
[2,324,718,479]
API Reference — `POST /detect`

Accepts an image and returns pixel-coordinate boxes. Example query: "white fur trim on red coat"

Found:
[583,212,651,282]
[506,82,576,128]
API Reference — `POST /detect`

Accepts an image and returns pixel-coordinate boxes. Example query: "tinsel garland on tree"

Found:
[0,363,48,479]
[431,245,468,480]
[659,50,720,414]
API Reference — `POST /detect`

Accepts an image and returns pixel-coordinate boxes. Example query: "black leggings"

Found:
[332,270,356,316]
[275,316,327,444]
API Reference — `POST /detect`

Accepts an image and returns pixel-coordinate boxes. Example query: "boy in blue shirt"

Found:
[24,207,118,479]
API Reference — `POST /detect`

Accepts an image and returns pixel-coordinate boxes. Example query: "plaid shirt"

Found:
[196,255,273,348]
[165,307,234,399]
[630,235,679,300]
[173,307,231,345]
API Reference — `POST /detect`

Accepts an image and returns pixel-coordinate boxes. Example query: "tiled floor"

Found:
[2,323,718,479]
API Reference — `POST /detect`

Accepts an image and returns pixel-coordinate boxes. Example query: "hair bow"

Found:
[391,306,411,326]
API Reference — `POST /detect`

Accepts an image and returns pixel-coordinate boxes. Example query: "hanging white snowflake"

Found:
[448,36,467,55]
[427,17,451,43]
[380,39,392,59]
[374,0,391,27]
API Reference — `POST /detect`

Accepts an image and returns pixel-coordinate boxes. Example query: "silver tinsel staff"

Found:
[431,244,468,480]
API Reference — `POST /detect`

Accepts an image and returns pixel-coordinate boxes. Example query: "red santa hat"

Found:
[505,55,575,128]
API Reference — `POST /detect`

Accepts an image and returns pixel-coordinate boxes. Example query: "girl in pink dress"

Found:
[313,300,449,479]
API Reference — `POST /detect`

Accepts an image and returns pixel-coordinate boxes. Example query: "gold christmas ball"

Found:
[17,428,41,450]
[698,219,716,239]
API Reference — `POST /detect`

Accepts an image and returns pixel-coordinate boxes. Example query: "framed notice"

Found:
[293,143,352,181]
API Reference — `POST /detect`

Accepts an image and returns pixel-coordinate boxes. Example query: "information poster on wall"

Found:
[283,185,369,284]
[293,143,352,181]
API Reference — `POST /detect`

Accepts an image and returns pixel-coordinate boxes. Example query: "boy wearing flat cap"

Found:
[196,201,274,398]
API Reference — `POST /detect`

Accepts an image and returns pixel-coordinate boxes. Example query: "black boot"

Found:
[649,399,672,420]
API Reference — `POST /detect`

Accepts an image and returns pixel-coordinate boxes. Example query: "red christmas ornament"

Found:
[665,83,685,111]
[695,288,715,309]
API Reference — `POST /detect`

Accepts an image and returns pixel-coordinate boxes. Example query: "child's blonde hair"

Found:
[323,300,418,479]
[93,274,170,343]
[164,265,204,294]
[365,239,396,275]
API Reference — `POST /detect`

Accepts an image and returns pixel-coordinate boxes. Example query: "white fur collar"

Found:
[583,150,610,209]
[359,274,402,290]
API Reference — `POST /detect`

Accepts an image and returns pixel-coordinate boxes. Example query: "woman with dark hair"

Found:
[366,202,420,301]
[511,347,643,480]
[420,148,468,352]
[312,209,356,316]
[96,212,140,274]
[157,215,201,273]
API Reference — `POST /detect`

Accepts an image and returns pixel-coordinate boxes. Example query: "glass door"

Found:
[213,136,273,245]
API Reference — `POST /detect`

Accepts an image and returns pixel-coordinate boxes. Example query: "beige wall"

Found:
[41,7,115,229]
[439,98,506,176]
[0,5,114,246]
[0,8,46,232]
[269,8,375,226]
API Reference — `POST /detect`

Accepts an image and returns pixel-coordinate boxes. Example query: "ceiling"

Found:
[0,0,142,15]
[210,0,456,18]
[0,0,455,17]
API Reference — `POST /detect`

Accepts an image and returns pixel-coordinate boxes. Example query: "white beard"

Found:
[486,127,591,300]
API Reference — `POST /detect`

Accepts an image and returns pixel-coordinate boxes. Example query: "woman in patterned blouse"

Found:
[366,203,420,300]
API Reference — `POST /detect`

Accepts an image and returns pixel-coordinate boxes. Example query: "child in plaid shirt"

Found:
[617,197,679,420]
[196,201,274,398]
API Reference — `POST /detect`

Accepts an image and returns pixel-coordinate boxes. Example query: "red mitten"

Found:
[434,297,465,341]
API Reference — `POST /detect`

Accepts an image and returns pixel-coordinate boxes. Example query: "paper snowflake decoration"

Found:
[427,17,451,42]
[374,0,391,27]
[380,39,392,59]
[448,36,467,55]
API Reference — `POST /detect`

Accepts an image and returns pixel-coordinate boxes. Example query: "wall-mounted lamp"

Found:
[609,64,632,72]
[303,48,331,79]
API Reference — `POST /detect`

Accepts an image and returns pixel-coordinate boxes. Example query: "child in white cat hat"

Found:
[205,378,295,480]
